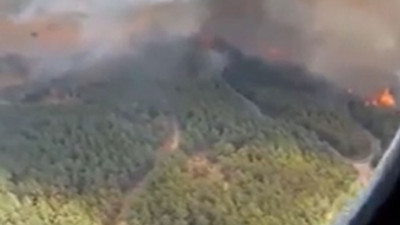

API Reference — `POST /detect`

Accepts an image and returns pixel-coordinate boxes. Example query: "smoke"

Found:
[9,0,169,20]
[0,0,207,84]
[201,0,400,95]
[0,0,399,96]
[308,0,400,94]
[7,0,204,50]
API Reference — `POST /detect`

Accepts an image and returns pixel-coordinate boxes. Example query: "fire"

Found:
[196,33,216,50]
[259,43,289,61]
[364,88,396,108]
[267,47,285,59]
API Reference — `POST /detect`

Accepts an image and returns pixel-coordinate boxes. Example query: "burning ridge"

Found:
[0,34,395,164]
[209,37,396,162]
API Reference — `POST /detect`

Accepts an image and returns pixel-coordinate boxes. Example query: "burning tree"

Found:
[365,88,396,108]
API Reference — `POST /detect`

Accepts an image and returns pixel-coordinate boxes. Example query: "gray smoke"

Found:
[201,0,400,95]
[0,0,399,96]
[0,0,206,85]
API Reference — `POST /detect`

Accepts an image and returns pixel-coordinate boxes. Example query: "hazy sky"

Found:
[0,0,399,94]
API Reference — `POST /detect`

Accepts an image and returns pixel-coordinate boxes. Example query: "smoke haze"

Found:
[202,0,400,95]
[0,0,399,95]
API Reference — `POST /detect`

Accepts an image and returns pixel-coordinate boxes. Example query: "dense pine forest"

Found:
[0,37,398,225]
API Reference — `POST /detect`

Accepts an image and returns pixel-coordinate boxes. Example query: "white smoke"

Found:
[1,0,400,94]
[10,0,168,20]
[307,0,400,93]
[0,0,205,82]
[8,0,201,49]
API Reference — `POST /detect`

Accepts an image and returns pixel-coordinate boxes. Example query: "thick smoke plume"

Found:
[0,0,399,96]
[202,0,400,95]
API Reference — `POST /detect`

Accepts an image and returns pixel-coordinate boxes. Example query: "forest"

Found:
[0,37,398,225]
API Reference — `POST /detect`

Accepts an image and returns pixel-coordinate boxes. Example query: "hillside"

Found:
[0,37,398,225]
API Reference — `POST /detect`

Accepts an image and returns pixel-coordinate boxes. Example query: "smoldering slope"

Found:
[0,0,399,96]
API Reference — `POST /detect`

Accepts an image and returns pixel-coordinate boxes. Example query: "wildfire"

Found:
[267,47,285,60]
[364,88,396,108]
[259,43,289,61]
[196,33,216,50]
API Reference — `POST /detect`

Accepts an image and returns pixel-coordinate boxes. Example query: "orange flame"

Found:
[365,88,396,108]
